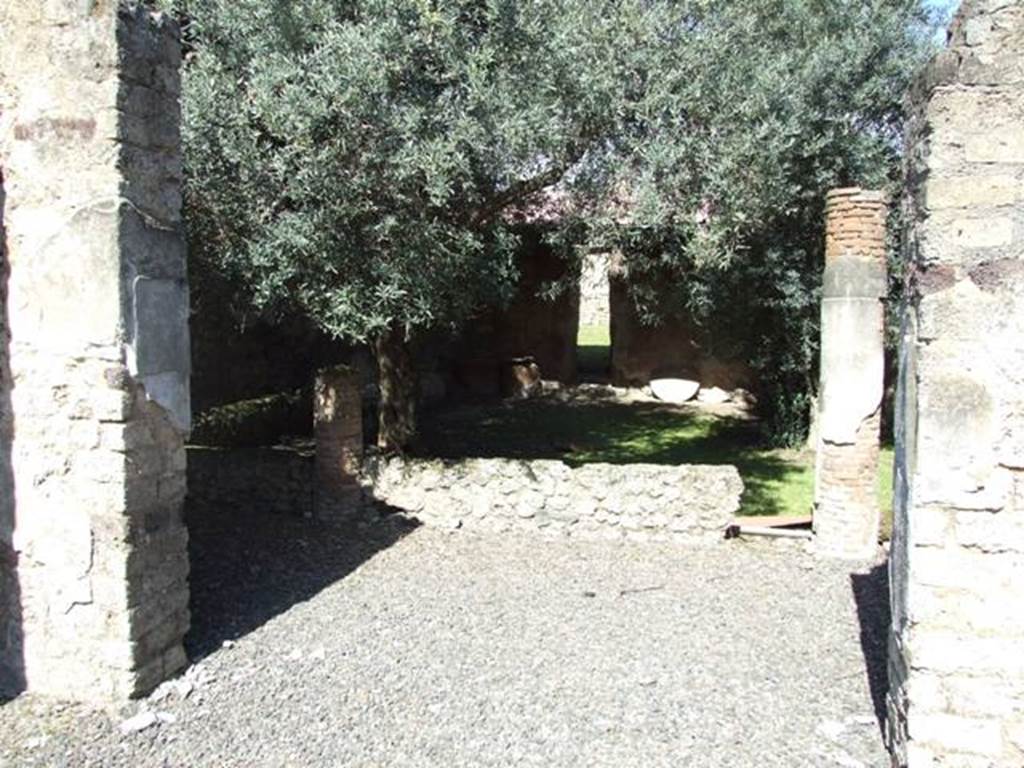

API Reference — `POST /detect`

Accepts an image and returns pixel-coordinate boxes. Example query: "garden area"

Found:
[189,317,895,538]
[415,389,894,533]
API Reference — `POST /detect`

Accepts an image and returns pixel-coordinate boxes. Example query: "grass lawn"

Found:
[578,323,611,347]
[416,398,895,534]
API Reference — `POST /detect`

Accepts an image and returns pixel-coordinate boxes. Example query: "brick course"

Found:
[814,188,887,559]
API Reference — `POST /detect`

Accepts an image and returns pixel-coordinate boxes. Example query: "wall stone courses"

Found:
[0,2,190,700]
[188,443,742,546]
[889,2,1024,764]
[366,456,742,544]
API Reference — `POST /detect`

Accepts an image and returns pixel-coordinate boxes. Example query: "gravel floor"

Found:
[0,506,890,768]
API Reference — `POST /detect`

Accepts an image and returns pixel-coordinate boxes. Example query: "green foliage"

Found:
[176,0,642,342]
[190,389,308,447]
[176,0,938,444]
[577,0,938,445]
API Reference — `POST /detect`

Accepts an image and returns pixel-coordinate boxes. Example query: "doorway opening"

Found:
[577,252,611,382]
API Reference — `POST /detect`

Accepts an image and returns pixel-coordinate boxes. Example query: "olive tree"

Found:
[177,0,645,449]
[577,0,937,443]
[178,0,937,448]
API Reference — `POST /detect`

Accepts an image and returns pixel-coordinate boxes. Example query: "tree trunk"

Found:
[375,325,417,453]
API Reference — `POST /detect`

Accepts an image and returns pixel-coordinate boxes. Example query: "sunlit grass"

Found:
[577,323,611,346]
[418,399,896,535]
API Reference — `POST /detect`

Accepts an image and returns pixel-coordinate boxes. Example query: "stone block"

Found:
[926,175,1020,210]
[7,204,123,352]
[945,677,1024,718]
[912,507,953,547]
[130,277,190,431]
[909,546,1022,591]
[914,370,1000,502]
[955,507,1024,552]
[965,125,1024,164]
[964,16,993,47]
[916,280,999,344]
[910,713,1002,757]
[907,673,946,714]
[953,217,1015,249]
[904,743,936,768]
[910,631,1024,676]
[822,257,887,298]
[120,207,187,279]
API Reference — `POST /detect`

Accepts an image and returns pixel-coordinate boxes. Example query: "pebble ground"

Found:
[0,506,890,767]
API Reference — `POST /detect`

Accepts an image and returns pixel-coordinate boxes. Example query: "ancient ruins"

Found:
[888,2,1024,764]
[1,1,1022,766]
[814,189,888,560]
[1,4,191,699]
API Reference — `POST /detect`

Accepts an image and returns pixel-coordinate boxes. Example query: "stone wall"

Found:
[609,271,751,389]
[888,2,1024,766]
[314,366,365,518]
[190,272,352,414]
[0,3,190,700]
[185,445,742,544]
[452,231,579,394]
[366,457,743,543]
[187,445,314,518]
[579,252,611,328]
[814,188,888,560]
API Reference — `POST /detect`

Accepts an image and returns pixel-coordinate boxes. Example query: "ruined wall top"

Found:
[920,0,1023,93]
[824,188,888,265]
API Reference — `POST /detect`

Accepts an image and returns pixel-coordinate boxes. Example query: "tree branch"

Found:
[469,163,569,227]
[468,133,597,226]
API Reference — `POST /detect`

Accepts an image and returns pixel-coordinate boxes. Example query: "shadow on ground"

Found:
[414,398,810,517]
[576,344,611,382]
[0,171,25,703]
[186,500,419,661]
[851,563,891,736]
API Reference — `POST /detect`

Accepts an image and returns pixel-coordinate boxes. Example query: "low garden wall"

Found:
[365,457,743,543]
[187,447,743,544]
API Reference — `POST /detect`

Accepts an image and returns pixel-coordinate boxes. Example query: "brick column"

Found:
[814,188,888,560]
[315,366,364,519]
[888,2,1024,766]
[0,4,190,700]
